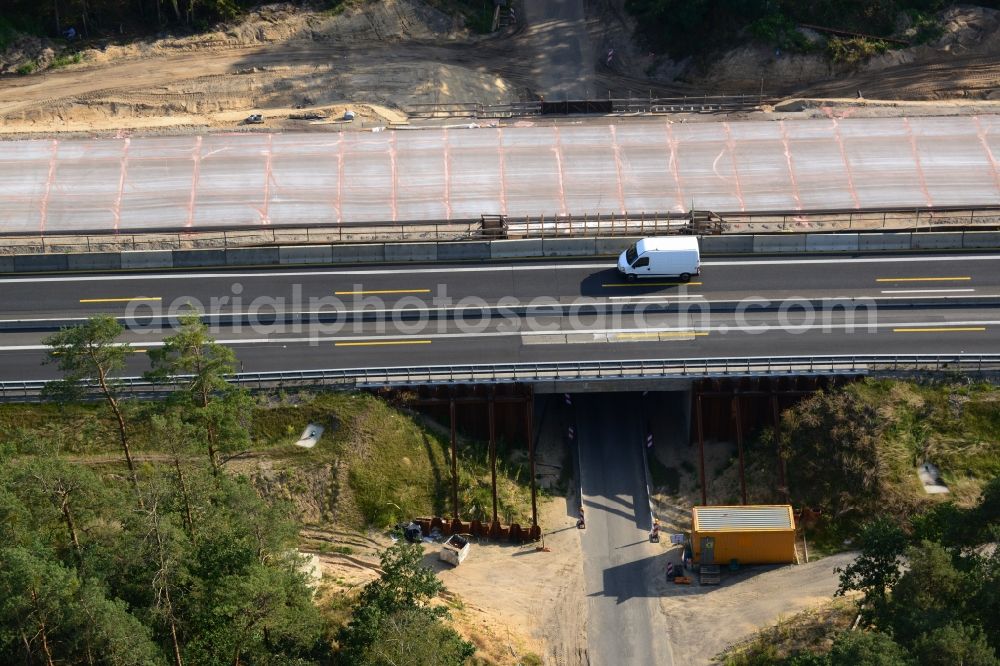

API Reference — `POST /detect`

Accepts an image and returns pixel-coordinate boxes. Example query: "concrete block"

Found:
[173,249,226,268]
[67,252,122,272]
[329,243,386,264]
[542,238,597,257]
[961,231,1000,249]
[278,245,333,265]
[225,247,280,266]
[912,232,964,250]
[489,239,544,259]
[384,242,437,263]
[14,254,69,273]
[121,250,174,270]
[805,233,860,252]
[752,234,806,253]
[699,235,754,254]
[858,233,912,251]
[0,256,14,274]
[595,237,641,256]
[436,241,491,261]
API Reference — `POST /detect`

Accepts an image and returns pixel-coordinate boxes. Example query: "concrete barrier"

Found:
[805,233,860,252]
[121,250,175,270]
[8,230,995,275]
[912,232,964,250]
[329,243,386,263]
[752,235,806,253]
[960,231,1000,249]
[858,233,913,251]
[700,235,754,254]
[225,247,281,266]
[542,238,597,257]
[594,237,640,256]
[13,254,70,273]
[173,249,227,268]
[384,242,438,262]
[67,253,122,272]
[437,241,491,261]
[490,239,544,259]
[278,245,333,265]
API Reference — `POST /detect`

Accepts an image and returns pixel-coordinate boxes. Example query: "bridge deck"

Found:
[2,116,999,234]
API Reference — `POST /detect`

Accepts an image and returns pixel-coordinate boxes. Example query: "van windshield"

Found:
[625,244,638,266]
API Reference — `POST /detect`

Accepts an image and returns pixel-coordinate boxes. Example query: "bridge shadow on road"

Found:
[590,552,787,603]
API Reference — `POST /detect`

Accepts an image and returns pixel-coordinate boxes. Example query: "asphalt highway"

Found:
[0,252,998,381]
[577,393,667,665]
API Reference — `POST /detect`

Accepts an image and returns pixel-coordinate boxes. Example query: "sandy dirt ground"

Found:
[4,1,998,138]
[303,497,586,666]
[657,552,858,664]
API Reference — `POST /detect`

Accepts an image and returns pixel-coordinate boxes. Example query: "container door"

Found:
[700,536,715,564]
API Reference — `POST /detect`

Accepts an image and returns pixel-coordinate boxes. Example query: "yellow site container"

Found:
[691,505,796,565]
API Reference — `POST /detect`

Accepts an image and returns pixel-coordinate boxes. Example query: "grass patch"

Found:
[826,36,889,67]
[16,60,37,75]
[0,390,538,533]
[323,0,365,18]
[49,51,83,68]
[424,0,498,34]
[717,379,1000,553]
[720,598,855,665]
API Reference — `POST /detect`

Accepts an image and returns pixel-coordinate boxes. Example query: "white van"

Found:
[617,236,701,282]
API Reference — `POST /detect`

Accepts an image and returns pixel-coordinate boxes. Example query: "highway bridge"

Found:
[0,251,998,384]
[3,115,999,235]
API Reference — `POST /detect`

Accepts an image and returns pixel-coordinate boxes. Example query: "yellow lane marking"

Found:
[79,296,162,303]
[334,339,432,347]
[602,281,703,288]
[52,347,149,355]
[893,327,986,333]
[613,331,709,339]
[334,289,431,295]
[875,277,971,282]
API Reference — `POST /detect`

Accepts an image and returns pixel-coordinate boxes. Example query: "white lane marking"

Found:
[4,253,1000,285]
[4,293,1000,325]
[2,319,998,352]
[607,295,706,301]
[880,289,976,294]
[704,255,1000,267]
[0,263,611,284]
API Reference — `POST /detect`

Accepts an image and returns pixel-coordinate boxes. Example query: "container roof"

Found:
[693,505,794,531]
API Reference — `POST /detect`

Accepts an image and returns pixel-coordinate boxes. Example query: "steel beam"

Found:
[733,395,747,505]
[450,395,459,520]
[696,395,707,505]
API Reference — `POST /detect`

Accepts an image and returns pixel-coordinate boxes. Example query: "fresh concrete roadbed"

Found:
[3,116,998,234]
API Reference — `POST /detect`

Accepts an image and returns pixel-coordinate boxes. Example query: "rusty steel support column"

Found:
[733,395,747,505]
[450,395,459,521]
[489,388,499,526]
[772,394,789,503]
[526,389,539,537]
[696,395,707,505]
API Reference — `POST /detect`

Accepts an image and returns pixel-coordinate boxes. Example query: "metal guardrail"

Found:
[2,206,999,255]
[0,219,485,254]
[3,355,998,400]
[405,94,773,119]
